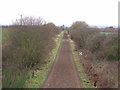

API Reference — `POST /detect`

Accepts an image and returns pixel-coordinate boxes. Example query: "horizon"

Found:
[0,23,118,28]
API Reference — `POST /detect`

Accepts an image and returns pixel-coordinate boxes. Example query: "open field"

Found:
[100,31,117,35]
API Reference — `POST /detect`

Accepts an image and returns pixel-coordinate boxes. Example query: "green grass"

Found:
[3,66,28,88]
[69,38,95,88]
[100,32,113,35]
[2,28,10,43]
[24,31,64,88]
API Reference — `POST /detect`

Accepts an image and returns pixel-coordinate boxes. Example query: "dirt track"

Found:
[42,34,82,88]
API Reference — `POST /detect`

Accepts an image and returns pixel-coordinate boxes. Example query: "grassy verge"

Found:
[24,31,64,88]
[69,38,95,88]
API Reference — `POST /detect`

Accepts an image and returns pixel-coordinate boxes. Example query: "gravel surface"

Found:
[42,34,82,88]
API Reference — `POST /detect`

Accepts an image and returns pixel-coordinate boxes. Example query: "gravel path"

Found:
[42,34,82,88]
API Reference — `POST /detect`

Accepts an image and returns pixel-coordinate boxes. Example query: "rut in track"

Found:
[42,33,82,88]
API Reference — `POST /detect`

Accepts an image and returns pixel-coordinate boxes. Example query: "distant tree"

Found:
[70,21,89,30]
[109,26,114,28]
[13,16,46,26]
[43,22,60,31]
[45,22,56,27]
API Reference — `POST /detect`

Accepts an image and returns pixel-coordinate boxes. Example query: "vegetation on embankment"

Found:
[24,31,64,88]
[69,38,95,88]
[68,21,118,88]
[2,24,62,88]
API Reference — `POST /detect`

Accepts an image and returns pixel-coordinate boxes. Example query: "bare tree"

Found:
[13,16,46,26]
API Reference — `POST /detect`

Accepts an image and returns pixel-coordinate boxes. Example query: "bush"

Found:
[102,34,118,60]
[2,25,60,68]
[86,34,106,53]
[69,28,99,49]
[69,24,118,61]
[85,33,118,60]
[2,25,61,88]
[69,21,118,88]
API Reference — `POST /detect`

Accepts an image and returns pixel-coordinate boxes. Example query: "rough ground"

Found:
[42,34,82,88]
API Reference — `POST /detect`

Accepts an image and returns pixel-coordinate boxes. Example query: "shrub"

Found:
[102,34,118,60]
[69,24,118,61]
[69,28,99,49]
[85,33,118,60]
[69,21,118,88]
[2,25,61,88]
[86,34,106,53]
[2,25,60,68]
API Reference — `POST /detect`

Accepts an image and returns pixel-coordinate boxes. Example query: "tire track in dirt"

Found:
[42,33,82,88]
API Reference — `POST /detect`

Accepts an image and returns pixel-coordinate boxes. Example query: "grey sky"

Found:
[0,0,119,26]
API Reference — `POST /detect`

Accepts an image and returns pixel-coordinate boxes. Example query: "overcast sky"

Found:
[0,0,119,26]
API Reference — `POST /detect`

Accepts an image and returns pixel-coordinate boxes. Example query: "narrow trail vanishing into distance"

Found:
[42,33,82,88]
